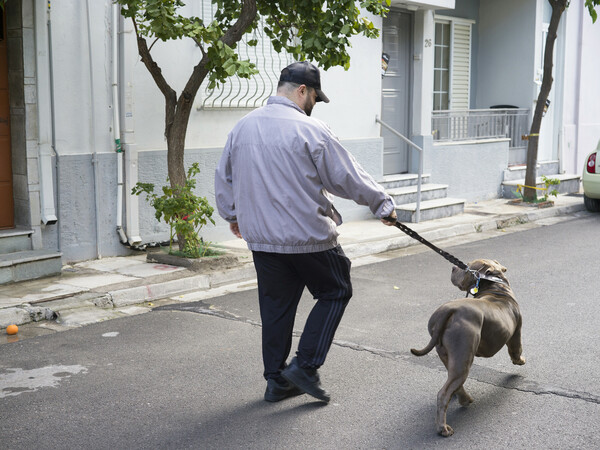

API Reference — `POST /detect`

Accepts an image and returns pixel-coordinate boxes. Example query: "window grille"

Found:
[197,2,293,109]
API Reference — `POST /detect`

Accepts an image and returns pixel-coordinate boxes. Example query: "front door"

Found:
[381,10,411,175]
[0,9,13,229]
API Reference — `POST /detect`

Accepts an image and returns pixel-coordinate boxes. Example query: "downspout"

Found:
[112,3,128,244]
[573,2,584,174]
[35,0,58,228]
[118,9,142,247]
[85,0,102,258]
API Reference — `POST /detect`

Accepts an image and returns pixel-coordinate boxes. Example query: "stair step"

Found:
[395,198,465,223]
[386,183,448,205]
[0,228,34,253]
[0,250,63,284]
[503,161,560,181]
[502,173,581,199]
[380,173,431,189]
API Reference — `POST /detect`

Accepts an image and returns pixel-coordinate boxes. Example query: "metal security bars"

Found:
[431,108,530,148]
[197,3,293,109]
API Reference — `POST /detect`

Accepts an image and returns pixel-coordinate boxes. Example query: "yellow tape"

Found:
[517,184,547,193]
[528,133,540,137]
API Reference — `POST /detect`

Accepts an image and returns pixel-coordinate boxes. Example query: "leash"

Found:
[382,217,509,297]
[384,217,469,270]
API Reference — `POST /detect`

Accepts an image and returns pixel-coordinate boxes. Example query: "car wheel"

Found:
[584,194,600,212]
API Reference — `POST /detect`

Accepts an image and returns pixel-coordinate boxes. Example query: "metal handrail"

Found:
[376,115,423,223]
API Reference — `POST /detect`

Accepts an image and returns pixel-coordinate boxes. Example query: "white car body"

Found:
[582,140,600,212]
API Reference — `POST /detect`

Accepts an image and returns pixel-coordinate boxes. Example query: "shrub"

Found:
[132,163,215,257]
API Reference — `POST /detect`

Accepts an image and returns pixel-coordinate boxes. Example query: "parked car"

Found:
[583,140,600,212]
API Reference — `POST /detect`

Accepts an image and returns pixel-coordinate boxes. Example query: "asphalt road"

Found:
[1,212,599,449]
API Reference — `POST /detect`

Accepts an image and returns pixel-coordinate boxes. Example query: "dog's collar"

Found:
[467,269,508,296]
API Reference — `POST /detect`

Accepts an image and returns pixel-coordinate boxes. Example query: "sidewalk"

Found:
[0,194,587,329]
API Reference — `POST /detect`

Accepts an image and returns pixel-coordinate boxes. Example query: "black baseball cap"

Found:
[279,61,330,103]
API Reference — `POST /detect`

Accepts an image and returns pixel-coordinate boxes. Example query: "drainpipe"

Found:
[85,0,102,258]
[573,2,584,175]
[35,0,58,228]
[112,3,129,245]
[118,9,143,247]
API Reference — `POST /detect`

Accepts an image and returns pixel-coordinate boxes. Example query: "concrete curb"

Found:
[0,201,587,329]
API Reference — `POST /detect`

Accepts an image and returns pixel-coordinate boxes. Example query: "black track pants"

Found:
[252,246,352,380]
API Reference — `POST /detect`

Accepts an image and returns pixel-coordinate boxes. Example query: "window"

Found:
[433,21,450,110]
[433,16,473,111]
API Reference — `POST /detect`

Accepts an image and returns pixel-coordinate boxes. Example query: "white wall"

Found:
[475,0,536,110]
[50,0,114,156]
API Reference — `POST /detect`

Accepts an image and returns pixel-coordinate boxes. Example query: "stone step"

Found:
[0,249,63,285]
[379,173,431,189]
[503,161,560,181]
[0,228,34,253]
[386,183,449,205]
[502,173,581,199]
[395,198,466,223]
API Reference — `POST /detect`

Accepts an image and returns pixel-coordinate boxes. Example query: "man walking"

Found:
[215,61,396,403]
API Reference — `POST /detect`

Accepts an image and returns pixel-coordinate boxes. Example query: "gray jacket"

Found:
[214,96,395,254]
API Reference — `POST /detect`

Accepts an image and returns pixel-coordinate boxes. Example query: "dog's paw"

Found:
[512,356,526,365]
[438,424,455,437]
[458,393,474,406]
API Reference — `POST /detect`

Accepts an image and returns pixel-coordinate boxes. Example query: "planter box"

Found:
[507,199,554,208]
[146,249,240,272]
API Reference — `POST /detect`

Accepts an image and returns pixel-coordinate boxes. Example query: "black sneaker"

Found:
[264,378,303,402]
[281,357,330,403]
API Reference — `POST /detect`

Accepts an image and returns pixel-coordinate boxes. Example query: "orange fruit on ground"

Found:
[6,324,18,335]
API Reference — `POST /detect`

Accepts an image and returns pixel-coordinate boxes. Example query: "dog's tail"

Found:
[410,341,436,356]
[410,309,454,357]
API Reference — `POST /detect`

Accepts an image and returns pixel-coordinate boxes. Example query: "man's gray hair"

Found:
[277,81,314,96]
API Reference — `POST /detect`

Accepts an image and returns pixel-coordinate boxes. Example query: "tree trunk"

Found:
[166,89,203,251]
[523,0,567,202]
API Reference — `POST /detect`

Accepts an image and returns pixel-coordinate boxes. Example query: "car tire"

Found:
[584,194,600,212]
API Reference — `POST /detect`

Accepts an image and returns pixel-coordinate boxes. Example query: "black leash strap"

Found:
[386,218,469,270]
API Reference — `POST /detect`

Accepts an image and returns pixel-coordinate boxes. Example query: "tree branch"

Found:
[132,20,177,138]
[148,37,160,53]
[192,37,206,58]
[220,0,258,48]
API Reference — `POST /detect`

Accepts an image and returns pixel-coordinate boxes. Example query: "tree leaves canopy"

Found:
[585,0,599,23]
[117,0,390,88]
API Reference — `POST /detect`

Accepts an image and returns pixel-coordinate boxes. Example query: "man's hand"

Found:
[230,222,242,238]
[381,210,397,226]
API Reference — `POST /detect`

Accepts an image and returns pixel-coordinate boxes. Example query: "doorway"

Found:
[381,10,412,175]
[0,8,13,229]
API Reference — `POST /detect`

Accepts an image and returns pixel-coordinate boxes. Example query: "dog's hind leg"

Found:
[436,325,479,437]
[436,345,474,407]
[436,356,473,437]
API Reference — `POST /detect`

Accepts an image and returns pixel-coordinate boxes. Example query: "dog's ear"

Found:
[492,260,507,273]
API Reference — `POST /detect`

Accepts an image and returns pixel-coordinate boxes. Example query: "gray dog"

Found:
[411,259,526,437]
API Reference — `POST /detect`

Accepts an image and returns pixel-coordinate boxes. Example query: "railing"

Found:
[376,116,423,223]
[431,108,530,150]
